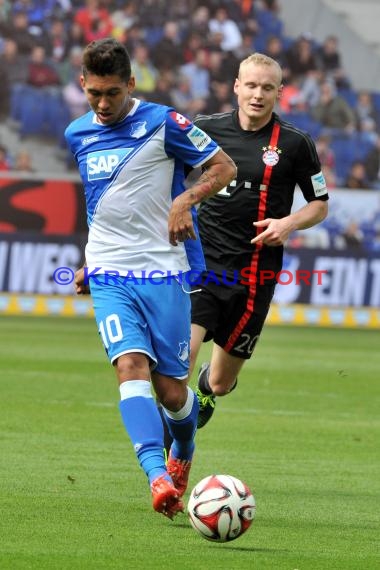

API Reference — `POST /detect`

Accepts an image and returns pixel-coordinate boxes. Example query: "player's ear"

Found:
[277,84,283,100]
[233,78,240,96]
[128,76,136,93]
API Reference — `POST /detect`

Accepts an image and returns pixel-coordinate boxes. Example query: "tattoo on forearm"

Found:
[185,158,236,205]
[191,172,223,201]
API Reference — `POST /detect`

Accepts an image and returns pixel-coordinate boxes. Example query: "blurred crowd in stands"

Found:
[0,0,379,252]
[1,0,380,204]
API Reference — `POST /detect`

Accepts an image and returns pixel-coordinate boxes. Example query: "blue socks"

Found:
[119,380,167,485]
[119,381,199,484]
[162,386,199,461]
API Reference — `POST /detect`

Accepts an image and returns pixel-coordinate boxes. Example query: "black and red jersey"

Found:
[194,110,329,279]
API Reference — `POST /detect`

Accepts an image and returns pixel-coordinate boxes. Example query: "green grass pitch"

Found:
[0,316,379,570]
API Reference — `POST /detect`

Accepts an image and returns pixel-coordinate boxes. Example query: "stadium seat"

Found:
[255,9,284,37]
[371,91,380,111]
[44,90,71,146]
[254,32,271,53]
[18,86,48,137]
[354,134,376,161]
[329,135,359,181]
[338,87,358,107]
[281,112,322,139]
[10,83,26,123]
[144,26,164,47]
[329,132,376,182]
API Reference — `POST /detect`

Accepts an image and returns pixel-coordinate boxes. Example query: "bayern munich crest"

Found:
[262,145,282,166]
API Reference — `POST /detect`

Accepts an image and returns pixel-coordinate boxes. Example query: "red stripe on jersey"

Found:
[224,121,280,353]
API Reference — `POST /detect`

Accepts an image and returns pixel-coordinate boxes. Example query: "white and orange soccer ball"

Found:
[187,474,256,542]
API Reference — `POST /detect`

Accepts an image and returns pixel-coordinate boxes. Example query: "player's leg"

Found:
[196,345,244,428]
[90,275,182,518]
[189,284,222,427]
[148,276,198,497]
[203,343,244,395]
[195,283,275,429]
[117,362,184,519]
[189,322,207,378]
[152,373,198,497]
[156,402,173,462]
[190,282,240,427]
[157,320,207,458]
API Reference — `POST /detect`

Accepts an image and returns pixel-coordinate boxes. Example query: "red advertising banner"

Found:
[0,176,86,234]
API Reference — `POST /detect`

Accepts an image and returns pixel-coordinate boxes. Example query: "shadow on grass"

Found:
[225,546,291,553]
[174,524,290,553]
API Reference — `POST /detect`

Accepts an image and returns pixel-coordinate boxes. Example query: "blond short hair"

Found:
[238,53,283,84]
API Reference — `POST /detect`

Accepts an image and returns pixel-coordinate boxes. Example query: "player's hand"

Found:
[168,196,197,246]
[74,266,90,295]
[251,219,291,246]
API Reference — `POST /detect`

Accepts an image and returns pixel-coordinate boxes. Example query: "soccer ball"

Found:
[187,474,256,542]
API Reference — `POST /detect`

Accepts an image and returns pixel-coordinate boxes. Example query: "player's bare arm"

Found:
[251,200,328,246]
[168,149,236,246]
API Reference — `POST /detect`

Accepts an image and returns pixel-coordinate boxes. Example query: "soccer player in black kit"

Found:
[190,53,329,428]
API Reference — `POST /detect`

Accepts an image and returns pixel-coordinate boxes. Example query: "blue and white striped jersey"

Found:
[65,99,220,276]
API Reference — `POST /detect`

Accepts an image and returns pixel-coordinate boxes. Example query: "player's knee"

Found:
[159,382,188,411]
[115,353,150,382]
[210,381,232,397]
[160,393,184,412]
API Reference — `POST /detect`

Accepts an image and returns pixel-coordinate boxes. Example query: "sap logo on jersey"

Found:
[87,148,133,180]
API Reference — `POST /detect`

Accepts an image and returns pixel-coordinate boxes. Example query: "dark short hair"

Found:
[82,38,131,82]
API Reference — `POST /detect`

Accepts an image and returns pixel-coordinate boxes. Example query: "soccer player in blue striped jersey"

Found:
[66,38,236,519]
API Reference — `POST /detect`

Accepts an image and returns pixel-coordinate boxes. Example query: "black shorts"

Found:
[191,279,275,359]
